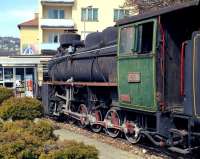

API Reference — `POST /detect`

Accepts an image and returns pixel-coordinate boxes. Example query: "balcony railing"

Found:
[41,19,74,28]
[41,0,74,5]
[41,43,60,51]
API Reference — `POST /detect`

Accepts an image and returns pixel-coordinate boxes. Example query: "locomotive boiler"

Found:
[42,0,200,155]
[48,27,117,82]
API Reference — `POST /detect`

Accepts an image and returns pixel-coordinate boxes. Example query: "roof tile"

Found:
[18,18,38,29]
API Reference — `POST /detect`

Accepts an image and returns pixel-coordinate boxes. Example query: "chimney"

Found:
[34,13,39,19]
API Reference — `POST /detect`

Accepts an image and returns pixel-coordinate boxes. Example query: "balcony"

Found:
[41,43,60,51]
[41,0,74,6]
[41,19,74,29]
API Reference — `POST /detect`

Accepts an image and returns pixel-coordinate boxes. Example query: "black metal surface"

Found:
[84,32,103,48]
[102,27,118,46]
[184,40,193,116]
[48,45,117,82]
[184,32,200,117]
[48,27,118,82]
[41,84,51,115]
[156,112,175,138]
[60,33,81,48]
[192,31,200,116]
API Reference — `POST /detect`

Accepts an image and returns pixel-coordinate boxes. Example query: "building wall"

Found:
[19,27,39,54]
[38,0,128,45]
[38,0,43,48]
[72,0,126,38]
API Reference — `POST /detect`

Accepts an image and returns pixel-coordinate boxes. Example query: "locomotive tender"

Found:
[42,1,200,154]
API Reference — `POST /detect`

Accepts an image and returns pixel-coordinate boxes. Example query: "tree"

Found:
[124,0,194,13]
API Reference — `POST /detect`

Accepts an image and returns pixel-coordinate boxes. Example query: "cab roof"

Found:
[116,0,200,26]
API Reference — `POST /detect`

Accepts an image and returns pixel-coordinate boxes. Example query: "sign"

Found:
[128,72,141,83]
[22,44,38,55]
[25,75,33,97]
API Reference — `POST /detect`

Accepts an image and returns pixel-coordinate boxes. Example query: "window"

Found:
[48,9,64,19]
[114,9,129,21]
[5,83,13,88]
[81,8,98,21]
[42,63,49,82]
[15,68,25,88]
[4,68,13,82]
[48,33,60,43]
[119,26,134,54]
[134,22,154,53]
[119,21,155,54]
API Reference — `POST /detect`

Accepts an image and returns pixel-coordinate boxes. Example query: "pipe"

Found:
[158,16,166,111]
[141,131,184,147]
[141,131,165,146]
[180,41,188,96]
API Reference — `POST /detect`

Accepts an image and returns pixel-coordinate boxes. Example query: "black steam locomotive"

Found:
[42,1,200,154]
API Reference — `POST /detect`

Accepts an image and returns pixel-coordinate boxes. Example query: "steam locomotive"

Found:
[42,1,200,154]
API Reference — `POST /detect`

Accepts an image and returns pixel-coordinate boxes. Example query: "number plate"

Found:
[120,94,131,103]
[128,72,141,83]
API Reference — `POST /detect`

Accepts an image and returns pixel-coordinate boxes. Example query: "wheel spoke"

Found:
[77,104,88,128]
[105,109,120,138]
[90,110,103,133]
[124,120,141,144]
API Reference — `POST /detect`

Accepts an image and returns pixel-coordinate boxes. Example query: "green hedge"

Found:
[0,120,99,159]
[0,97,43,120]
[0,120,56,159]
[39,141,99,159]
[0,87,13,104]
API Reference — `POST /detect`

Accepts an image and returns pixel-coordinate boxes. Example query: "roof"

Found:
[41,0,74,5]
[116,0,200,26]
[18,18,38,29]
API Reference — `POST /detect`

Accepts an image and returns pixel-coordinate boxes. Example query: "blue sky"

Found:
[0,0,37,37]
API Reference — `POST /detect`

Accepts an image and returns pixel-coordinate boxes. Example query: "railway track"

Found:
[50,116,198,159]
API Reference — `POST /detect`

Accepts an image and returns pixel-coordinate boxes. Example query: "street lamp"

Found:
[83,5,92,39]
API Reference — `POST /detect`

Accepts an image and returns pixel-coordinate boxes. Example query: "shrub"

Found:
[0,120,56,159]
[31,120,55,140]
[0,87,13,104]
[40,140,99,159]
[0,120,99,159]
[0,97,43,120]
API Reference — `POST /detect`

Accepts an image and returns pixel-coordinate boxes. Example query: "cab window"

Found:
[119,26,134,54]
[119,21,155,55]
[134,22,154,54]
